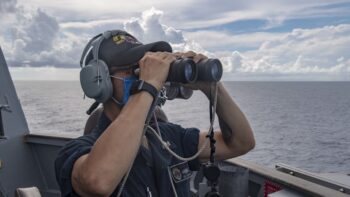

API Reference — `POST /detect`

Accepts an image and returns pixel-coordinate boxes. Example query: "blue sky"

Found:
[1,0,350,80]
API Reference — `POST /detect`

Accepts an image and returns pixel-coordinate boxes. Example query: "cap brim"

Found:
[111,41,173,67]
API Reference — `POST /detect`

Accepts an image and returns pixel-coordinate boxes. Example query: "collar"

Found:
[96,111,112,135]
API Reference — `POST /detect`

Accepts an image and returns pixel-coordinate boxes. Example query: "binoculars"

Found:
[167,58,223,83]
[165,84,193,100]
[164,58,223,100]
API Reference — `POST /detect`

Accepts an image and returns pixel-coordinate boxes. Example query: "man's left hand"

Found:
[174,51,213,96]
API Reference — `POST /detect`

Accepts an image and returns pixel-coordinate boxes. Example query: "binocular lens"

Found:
[163,57,223,101]
[166,58,222,84]
[178,86,193,99]
[184,64,193,82]
[165,85,179,100]
[165,85,193,100]
[167,58,197,83]
[197,59,223,82]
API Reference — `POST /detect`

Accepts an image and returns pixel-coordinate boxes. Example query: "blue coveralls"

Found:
[55,112,201,197]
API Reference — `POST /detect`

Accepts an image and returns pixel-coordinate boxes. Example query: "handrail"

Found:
[225,158,350,197]
[24,132,80,146]
[276,163,350,194]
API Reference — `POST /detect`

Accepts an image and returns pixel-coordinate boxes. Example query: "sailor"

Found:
[54,30,255,197]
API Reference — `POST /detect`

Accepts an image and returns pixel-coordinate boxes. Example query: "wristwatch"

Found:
[130,80,159,100]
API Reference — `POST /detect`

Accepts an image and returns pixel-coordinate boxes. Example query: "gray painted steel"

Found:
[276,163,350,194]
[0,47,62,197]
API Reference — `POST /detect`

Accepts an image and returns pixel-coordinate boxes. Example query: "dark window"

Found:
[0,102,10,139]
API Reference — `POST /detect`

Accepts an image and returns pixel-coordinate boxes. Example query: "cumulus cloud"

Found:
[2,5,350,80]
[184,31,284,51]
[232,24,350,75]
[12,9,59,56]
[124,7,185,44]
[1,7,89,68]
[123,7,211,57]
[60,18,124,31]
[160,0,350,29]
[18,0,349,30]
[0,0,17,14]
[126,8,350,79]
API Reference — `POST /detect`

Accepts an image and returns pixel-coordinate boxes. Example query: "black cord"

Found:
[208,94,216,163]
[208,84,217,164]
[204,83,220,197]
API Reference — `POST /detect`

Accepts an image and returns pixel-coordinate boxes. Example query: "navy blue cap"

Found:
[81,30,173,69]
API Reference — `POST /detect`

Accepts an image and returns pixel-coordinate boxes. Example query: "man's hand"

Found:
[174,51,212,95]
[138,52,177,91]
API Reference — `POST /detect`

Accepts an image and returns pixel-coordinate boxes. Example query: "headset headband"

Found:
[80,33,101,67]
[81,30,125,68]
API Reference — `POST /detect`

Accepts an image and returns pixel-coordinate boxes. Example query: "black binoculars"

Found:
[165,84,193,100]
[164,58,223,100]
[166,58,223,83]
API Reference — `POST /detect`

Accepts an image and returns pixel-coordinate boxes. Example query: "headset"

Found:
[79,31,114,103]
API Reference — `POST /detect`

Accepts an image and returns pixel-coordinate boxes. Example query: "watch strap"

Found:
[130,80,158,100]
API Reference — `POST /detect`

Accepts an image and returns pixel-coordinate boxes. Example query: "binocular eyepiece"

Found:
[167,58,223,83]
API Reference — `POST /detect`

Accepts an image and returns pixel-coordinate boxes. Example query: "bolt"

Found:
[289,171,294,175]
[339,188,345,193]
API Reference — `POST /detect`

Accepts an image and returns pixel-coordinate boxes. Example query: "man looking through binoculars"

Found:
[55,30,255,197]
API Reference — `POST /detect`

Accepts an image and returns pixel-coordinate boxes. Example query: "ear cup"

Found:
[80,60,113,103]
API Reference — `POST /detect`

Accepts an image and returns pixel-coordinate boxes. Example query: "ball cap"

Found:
[80,30,173,69]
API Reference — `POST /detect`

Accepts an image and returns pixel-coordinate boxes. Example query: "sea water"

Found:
[13,81,350,173]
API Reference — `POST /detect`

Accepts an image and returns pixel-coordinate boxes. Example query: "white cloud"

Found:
[216,24,350,78]
[1,6,89,68]
[60,19,125,30]
[12,8,59,52]
[0,0,17,14]
[1,5,350,80]
[15,0,350,30]
[184,23,350,80]
[166,1,350,29]
[124,7,185,44]
[184,31,284,51]
[123,7,210,56]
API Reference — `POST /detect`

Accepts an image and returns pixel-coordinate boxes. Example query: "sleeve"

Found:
[181,127,201,171]
[54,133,98,197]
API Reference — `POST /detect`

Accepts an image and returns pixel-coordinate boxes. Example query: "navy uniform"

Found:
[55,112,201,197]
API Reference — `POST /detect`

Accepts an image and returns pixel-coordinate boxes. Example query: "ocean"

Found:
[13,81,350,173]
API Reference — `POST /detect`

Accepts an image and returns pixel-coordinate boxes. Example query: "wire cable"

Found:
[116,97,159,197]
[147,83,218,162]
[117,83,219,196]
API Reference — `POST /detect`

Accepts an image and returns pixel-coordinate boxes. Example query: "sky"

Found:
[1,0,350,81]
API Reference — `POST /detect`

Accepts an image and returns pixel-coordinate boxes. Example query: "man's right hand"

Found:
[138,52,176,91]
